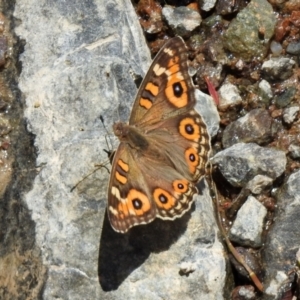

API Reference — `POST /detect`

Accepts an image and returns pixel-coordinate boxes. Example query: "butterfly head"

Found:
[113,122,129,142]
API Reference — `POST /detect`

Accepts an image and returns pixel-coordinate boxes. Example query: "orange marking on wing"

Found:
[185,148,199,174]
[165,91,188,107]
[167,63,180,75]
[117,201,129,218]
[165,75,187,105]
[173,179,189,193]
[127,189,151,216]
[115,171,127,184]
[118,159,129,172]
[145,82,159,96]
[140,98,152,109]
[179,118,200,140]
[153,188,175,210]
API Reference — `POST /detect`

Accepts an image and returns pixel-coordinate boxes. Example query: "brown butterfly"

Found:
[107,37,210,233]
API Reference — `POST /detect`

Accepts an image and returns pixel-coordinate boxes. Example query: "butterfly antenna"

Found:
[70,162,110,192]
[71,116,114,192]
[99,115,114,151]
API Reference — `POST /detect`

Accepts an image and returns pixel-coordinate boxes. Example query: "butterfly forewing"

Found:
[129,37,196,126]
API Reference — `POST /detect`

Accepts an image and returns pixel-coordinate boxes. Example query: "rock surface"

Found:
[262,57,296,81]
[218,82,242,108]
[223,0,276,61]
[229,195,267,248]
[262,170,300,298]
[222,109,273,148]
[162,6,202,38]
[211,143,287,188]
[283,106,299,124]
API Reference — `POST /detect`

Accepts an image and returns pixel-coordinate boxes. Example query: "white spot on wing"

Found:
[175,202,182,210]
[111,186,126,203]
[153,64,166,76]
[163,48,174,56]
[109,206,118,216]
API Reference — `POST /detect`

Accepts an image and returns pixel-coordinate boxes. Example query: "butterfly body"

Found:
[108,37,210,233]
[113,122,149,151]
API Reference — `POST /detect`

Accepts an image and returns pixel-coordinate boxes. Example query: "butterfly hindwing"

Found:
[107,143,157,232]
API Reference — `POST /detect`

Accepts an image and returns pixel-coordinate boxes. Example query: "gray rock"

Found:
[222,108,273,148]
[198,0,217,12]
[258,79,273,101]
[195,89,220,138]
[223,0,276,61]
[283,106,299,124]
[246,175,273,195]
[211,143,286,187]
[218,82,242,108]
[216,0,241,15]
[286,41,300,55]
[270,40,283,56]
[162,6,201,38]
[262,57,296,81]
[262,170,300,298]
[15,0,226,299]
[265,271,289,298]
[274,87,297,108]
[289,144,300,159]
[229,195,267,248]
[232,285,256,299]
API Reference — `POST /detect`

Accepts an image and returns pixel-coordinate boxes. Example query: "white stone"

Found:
[229,195,267,247]
[218,83,242,108]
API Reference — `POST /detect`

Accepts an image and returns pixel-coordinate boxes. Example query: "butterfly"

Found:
[107,36,211,233]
